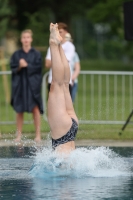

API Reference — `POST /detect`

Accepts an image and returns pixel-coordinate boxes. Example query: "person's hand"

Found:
[71,80,74,86]
[71,76,75,85]
[19,59,28,68]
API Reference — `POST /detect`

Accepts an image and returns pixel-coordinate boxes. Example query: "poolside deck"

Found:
[0,139,133,147]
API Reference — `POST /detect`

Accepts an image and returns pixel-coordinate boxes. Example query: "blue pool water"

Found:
[0,144,133,200]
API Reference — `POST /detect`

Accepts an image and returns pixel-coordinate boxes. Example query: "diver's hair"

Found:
[21,29,33,37]
[57,22,68,31]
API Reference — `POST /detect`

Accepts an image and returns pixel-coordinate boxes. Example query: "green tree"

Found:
[2,0,132,59]
[86,0,129,37]
[0,0,12,39]
[9,0,95,29]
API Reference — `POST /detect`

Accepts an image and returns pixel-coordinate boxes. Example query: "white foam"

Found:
[29,146,131,179]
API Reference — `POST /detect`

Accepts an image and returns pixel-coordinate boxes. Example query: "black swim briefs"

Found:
[52,118,78,149]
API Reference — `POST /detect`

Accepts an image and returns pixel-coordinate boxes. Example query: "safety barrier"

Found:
[42,71,133,124]
[0,71,33,124]
[1,70,133,125]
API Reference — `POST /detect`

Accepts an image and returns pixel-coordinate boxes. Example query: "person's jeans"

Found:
[71,83,78,102]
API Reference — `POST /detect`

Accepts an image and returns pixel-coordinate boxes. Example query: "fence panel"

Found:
[43,71,133,124]
[1,71,133,125]
[0,71,33,124]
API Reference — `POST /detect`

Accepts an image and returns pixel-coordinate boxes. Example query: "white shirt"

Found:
[45,41,75,84]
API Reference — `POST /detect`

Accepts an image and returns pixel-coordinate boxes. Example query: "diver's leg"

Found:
[59,45,78,123]
[49,23,64,83]
[48,23,72,138]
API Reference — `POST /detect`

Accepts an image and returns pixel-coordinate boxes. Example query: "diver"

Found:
[47,23,78,154]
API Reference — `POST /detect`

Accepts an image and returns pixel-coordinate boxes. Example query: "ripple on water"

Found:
[0,158,32,180]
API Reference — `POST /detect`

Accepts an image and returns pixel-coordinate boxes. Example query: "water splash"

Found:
[29,145,132,179]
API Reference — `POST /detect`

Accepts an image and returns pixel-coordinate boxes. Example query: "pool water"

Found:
[0,145,133,200]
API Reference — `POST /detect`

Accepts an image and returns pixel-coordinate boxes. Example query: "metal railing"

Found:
[0,71,33,124]
[1,70,133,125]
[42,71,133,124]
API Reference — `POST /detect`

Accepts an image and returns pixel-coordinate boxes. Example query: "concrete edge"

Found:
[0,139,133,147]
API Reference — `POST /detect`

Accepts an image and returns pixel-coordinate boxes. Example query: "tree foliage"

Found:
[9,0,93,30]
[86,0,129,36]
[0,0,12,39]
[0,0,132,59]
[2,0,129,36]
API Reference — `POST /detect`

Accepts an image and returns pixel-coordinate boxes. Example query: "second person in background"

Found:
[45,22,75,95]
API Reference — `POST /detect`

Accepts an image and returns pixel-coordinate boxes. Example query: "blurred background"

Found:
[0,0,133,140]
[0,0,132,61]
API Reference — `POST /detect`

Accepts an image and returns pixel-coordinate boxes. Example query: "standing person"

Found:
[10,29,43,143]
[45,22,75,94]
[65,33,81,102]
[48,23,78,154]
